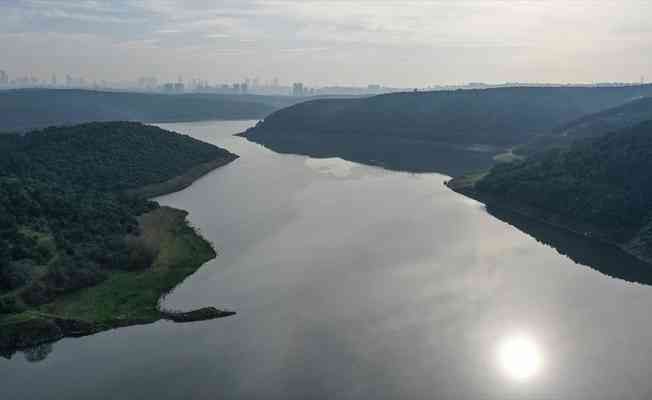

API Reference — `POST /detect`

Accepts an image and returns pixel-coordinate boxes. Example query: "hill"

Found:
[242,85,652,174]
[448,120,652,264]
[517,96,652,156]
[0,121,236,193]
[0,122,237,351]
[0,89,307,132]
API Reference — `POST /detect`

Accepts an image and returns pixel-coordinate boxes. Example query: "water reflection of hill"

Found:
[245,133,498,177]
[1,343,53,363]
[487,206,652,286]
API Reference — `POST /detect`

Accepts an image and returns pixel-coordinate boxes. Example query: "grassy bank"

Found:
[41,207,216,322]
[0,207,227,353]
[0,122,240,355]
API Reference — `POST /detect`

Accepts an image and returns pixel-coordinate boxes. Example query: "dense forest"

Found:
[518,96,652,156]
[245,85,652,149]
[474,120,652,260]
[0,89,309,132]
[0,122,237,314]
[0,122,236,192]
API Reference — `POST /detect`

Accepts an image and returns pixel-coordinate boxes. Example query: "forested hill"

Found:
[0,122,236,315]
[0,121,236,192]
[0,89,303,132]
[244,85,652,149]
[557,96,652,139]
[517,96,652,156]
[466,120,652,262]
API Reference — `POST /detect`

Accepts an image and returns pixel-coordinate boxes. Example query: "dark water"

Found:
[3,120,652,400]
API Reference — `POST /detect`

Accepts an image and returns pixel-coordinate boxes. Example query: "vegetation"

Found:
[0,122,237,350]
[464,120,652,262]
[38,207,216,324]
[245,85,652,149]
[0,89,311,132]
[0,121,236,192]
[518,96,652,156]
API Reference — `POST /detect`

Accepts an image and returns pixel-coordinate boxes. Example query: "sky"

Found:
[1,0,652,87]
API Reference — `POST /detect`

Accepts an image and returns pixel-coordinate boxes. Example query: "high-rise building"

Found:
[292,82,305,96]
[162,82,184,93]
[0,70,8,85]
[138,77,158,90]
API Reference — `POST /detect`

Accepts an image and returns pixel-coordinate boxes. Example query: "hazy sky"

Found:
[2,0,652,87]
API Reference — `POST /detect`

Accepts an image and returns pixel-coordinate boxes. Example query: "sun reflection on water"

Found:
[497,333,543,381]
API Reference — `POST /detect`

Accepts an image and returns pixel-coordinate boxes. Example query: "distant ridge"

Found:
[0,89,305,132]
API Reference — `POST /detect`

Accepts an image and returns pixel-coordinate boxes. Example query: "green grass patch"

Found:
[447,171,489,191]
[7,207,216,330]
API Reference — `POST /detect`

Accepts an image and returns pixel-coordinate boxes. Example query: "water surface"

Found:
[3,120,652,400]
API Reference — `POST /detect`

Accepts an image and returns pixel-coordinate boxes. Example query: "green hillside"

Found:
[457,120,652,262]
[0,122,236,328]
[518,96,652,156]
[245,85,652,146]
[242,85,652,174]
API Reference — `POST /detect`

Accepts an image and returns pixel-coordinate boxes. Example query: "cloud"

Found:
[206,33,231,38]
[115,38,160,49]
[280,47,331,53]
[1,0,652,85]
[155,29,183,34]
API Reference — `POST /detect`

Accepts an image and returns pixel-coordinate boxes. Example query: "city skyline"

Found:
[2,67,648,94]
[2,1,652,87]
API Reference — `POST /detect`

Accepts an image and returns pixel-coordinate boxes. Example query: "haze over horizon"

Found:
[2,0,652,87]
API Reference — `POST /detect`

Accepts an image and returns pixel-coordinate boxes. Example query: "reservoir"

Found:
[3,120,652,400]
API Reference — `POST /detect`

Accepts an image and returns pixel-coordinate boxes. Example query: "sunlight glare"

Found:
[497,334,543,381]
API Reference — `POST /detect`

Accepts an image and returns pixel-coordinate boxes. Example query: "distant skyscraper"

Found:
[292,82,305,96]
[0,70,8,85]
[51,74,57,86]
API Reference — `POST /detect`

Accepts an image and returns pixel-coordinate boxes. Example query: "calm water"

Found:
[4,120,652,400]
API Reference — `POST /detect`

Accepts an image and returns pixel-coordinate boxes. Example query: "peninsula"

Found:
[0,122,238,355]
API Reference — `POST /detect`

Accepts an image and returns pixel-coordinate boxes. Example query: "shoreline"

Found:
[446,175,652,266]
[1,157,238,355]
[125,154,239,199]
